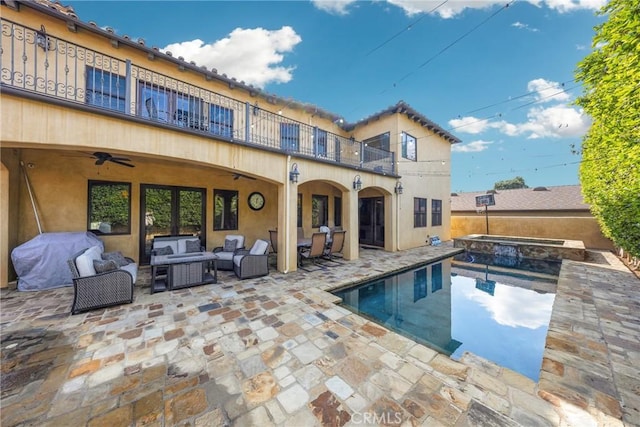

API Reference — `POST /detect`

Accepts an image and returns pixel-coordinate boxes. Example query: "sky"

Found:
[66,0,606,192]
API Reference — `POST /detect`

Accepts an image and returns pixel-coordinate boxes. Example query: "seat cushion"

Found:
[120,263,138,284]
[75,245,102,277]
[216,251,234,262]
[249,240,269,255]
[226,235,245,249]
[233,254,244,267]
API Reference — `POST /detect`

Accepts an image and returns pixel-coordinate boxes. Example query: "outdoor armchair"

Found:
[233,239,270,279]
[212,234,245,270]
[67,247,136,314]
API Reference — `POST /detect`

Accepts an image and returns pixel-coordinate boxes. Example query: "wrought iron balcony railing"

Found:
[1,19,395,175]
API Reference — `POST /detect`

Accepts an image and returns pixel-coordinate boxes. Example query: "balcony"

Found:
[0,19,395,175]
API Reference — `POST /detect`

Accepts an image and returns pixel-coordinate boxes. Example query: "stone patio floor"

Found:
[1,243,638,426]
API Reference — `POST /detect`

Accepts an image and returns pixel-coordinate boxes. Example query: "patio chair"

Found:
[268,229,278,266]
[298,232,327,268]
[323,230,346,264]
[212,234,245,270]
[233,239,270,279]
[67,247,135,315]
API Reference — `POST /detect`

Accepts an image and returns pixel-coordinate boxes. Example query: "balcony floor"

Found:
[1,244,638,426]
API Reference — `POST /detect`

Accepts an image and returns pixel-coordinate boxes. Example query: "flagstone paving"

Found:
[1,243,638,426]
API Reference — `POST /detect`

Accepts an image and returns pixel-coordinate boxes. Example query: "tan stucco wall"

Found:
[451,213,613,250]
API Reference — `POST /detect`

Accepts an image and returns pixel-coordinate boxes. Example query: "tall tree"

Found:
[575,0,640,258]
[493,176,528,190]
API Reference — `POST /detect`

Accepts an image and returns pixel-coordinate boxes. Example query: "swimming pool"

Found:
[332,255,558,381]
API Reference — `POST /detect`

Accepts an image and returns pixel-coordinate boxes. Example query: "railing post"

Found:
[245,102,251,143]
[360,141,364,168]
[125,60,132,116]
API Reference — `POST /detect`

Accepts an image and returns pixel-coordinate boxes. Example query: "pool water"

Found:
[332,255,557,381]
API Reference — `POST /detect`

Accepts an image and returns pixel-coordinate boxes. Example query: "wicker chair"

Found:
[233,239,270,279]
[212,235,245,270]
[67,248,135,315]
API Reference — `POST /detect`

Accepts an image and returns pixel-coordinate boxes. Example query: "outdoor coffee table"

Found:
[150,252,218,293]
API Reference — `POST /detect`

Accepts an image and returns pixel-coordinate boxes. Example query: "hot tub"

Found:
[453,234,585,261]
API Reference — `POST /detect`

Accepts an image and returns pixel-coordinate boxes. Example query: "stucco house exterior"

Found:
[450,185,613,250]
[0,0,460,287]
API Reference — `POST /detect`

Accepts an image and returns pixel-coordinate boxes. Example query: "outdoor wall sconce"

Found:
[394,181,403,194]
[289,163,300,184]
[36,25,50,51]
[253,102,259,116]
[353,175,362,191]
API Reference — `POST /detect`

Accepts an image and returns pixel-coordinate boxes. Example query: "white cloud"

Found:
[386,0,500,18]
[528,0,607,13]
[311,0,357,15]
[493,105,591,139]
[352,0,608,18]
[452,140,494,153]
[511,21,539,32]
[527,78,571,103]
[448,116,490,134]
[162,26,302,88]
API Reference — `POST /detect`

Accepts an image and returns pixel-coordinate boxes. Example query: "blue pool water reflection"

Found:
[332,256,557,381]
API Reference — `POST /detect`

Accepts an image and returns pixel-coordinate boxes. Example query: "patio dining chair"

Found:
[268,229,278,266]
[323,230,346,264]
[298,232,326,269]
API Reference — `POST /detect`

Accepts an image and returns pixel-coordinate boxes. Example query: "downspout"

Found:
[396,192,401,251]
[20,161,43,234]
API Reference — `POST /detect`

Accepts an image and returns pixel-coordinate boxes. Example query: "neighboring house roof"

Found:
[11,0,455,142]
[451,185,590,212]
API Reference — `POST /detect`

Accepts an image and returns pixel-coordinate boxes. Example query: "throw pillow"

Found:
[185,239,201,253]
[93,259,118,273]
[223,239,237,252]
[102,251,129,267]
[155,246,174,256]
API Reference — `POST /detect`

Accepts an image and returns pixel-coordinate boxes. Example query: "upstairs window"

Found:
[401,132,417,161]
[280,123,300,152]
[363,132,390,151]
[86,67,126,112]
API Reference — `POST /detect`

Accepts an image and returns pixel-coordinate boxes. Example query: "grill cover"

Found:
[11,232,103,291]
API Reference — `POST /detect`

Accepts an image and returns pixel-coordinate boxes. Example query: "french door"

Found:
[359,197,385,247]
[140,185,206,264]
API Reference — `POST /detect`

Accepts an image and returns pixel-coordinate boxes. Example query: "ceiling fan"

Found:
[91,152,135,168]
